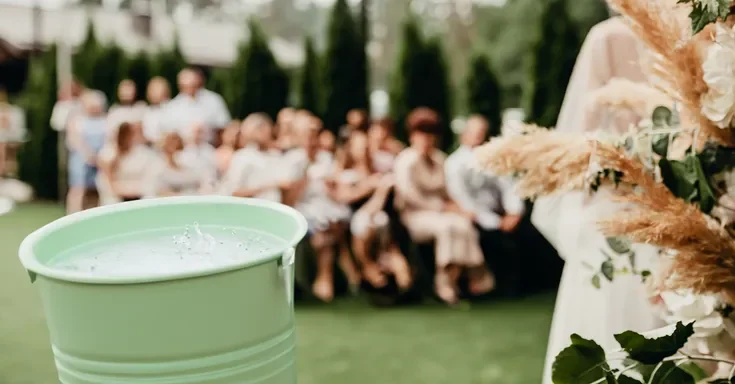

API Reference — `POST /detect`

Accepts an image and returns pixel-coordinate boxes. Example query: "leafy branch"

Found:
[678,0,733,34]
[550,322,735,383]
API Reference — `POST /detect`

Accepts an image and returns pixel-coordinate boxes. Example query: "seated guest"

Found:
[318,129,337,154]
[329,131,412,291]
[393,108,494,305]
[66,90,108,213]
[445,115,525,296]
[179,122,217,183]
[214,120,241,176]
[275,107,297,151]
[146,133,212,197]
[141,77,171,144]
[98,122,158,203]
[347,108,369,132]
[106,79,146,143]
[282,114,351,302]
[367,118,404,173]
[218,114,282,202]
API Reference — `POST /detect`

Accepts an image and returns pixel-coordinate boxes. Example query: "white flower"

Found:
[701,23,735,129]
[660,290,725,337]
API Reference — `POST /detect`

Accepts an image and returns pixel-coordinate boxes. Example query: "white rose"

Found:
[701,23,735,129]
[660,290,725,337]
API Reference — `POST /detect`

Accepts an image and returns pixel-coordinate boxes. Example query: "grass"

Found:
[0,203,554,384]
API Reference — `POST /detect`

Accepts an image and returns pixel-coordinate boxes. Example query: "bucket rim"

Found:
[18,196,308,285]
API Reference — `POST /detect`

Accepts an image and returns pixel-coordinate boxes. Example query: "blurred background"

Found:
[0,0,610,383]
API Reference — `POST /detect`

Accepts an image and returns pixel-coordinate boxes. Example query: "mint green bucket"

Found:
[19,196,308,384]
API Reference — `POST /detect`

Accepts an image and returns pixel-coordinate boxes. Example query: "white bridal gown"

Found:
[538,17,664,383]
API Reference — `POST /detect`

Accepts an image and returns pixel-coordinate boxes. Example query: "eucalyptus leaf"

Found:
[601,260,615,282]
[614,322,694,364]
[694,155,717,213]
[652,106,672,127]
[551,334,609,384]
[659,158,697,202]
[606,237,632,254]
[591,274,601,289]
[678,362,708,381]
[605,370,617,383]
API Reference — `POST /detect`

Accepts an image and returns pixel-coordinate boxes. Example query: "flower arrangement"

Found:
[474,0,735,382]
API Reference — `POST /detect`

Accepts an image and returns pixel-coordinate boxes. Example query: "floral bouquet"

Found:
[474,0,735,382]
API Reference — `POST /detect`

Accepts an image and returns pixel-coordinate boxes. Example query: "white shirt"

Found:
[0,104,26,143]
[142,103,170,144]
[50,100,81,132]
[161,89,231,140]
[217,146,284,202]
[445,145,525,230]
[178,143,218,183]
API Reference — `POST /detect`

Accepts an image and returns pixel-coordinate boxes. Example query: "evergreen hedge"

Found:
[466,54,502,138]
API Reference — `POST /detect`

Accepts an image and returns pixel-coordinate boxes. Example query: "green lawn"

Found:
[0,203,554,384]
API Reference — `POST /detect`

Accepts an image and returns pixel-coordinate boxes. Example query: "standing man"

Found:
[162,68,230,143]
[445,115,525,296]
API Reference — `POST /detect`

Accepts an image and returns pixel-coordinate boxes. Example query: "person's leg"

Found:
[66,187,85,214]
[378,242,413,291]
[350,209,387,288]
[403,210,459,304]
[336,225,361,294]
[311,230,336,302]
[447,214,494,296]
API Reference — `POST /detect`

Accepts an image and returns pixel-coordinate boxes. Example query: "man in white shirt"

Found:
[445,114,525,296]
[162,68,231,143]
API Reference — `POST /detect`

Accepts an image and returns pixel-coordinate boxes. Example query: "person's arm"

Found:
[445,154,502,230]
[393,151,443,211]
[326,173,380,204]
[498,176,525,232]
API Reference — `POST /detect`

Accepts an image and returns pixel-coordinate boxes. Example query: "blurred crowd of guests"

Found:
[46,68,527,305]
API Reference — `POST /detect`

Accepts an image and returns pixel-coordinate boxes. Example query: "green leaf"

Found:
[652,134,670,157]
[27,270,36,284]
[605,370,617,384]
[601,260,615,282]
[693,155,717,213]
[659,158,697,201]
[648,361,695,384]
[614,322,694,364]
[606,237,632,254]
[678,361,708,381]
[618,376,643,384]
[688,3,718,34]
[591,274,601,289]
[652,106,672,127]
[552,334,610,384]
[641,270,651,283]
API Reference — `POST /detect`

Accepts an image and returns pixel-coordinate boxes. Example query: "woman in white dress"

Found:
[97,122,158,203]
[146,133,212,197]
[282,114,351,302]
[540,17,663,383]
[217,114,282,202]
[329,131,413,292]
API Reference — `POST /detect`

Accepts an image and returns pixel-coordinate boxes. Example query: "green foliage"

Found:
[16,49,59,200]
[207,67,235,114]
[93,44,127,103]
[149,35,187,95]
[615,322,694,365]
[72,21,103,89]
[678,0,732,34]
[323,0,368,132]
[231,20,290,120]
[299,37,322,116]
[659,155,717,213]
[389,19,453,150]
[119,51,152,102]
[551,334,610,383]
[552,322,697,384]
[466,54,502,137]
[523,0,580,128]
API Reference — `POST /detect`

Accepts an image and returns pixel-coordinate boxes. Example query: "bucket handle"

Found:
[278,247,296,306]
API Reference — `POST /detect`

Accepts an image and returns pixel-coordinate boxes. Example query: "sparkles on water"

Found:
[49,223,285,277]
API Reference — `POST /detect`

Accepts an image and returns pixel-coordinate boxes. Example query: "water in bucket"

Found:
[50,223,285,277]
[19,196,308,384]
